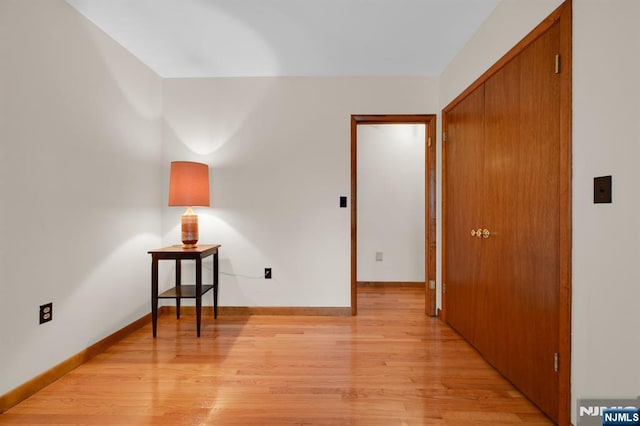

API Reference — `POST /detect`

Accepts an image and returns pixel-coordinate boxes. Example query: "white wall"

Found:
[162,77,438,307]
[572,0,640,419]
[0,0,163,395]
[356,124,425,282]
[440,0,640,423]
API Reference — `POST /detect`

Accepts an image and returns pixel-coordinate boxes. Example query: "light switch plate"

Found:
[594,175,612,204]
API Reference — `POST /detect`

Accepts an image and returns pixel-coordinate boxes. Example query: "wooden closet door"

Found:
[484,23,561,421]
[477,54,521,372]
[443,87,485,343]
[444,21,561,423]
[512,23,561,421]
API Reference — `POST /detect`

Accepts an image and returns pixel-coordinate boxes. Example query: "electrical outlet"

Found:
[265,268,272,279]
[375,252,383,262]
[40,302,52,324]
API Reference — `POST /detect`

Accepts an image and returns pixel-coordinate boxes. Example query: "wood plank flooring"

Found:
[0,288,552,425]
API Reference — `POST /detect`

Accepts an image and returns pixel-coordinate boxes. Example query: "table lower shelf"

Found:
[158,285,214,299]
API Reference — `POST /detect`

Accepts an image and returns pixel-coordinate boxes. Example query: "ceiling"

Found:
[65,0,500,79]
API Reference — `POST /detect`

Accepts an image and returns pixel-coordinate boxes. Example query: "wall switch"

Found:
[39,302,52,324]
[375,252,383,262]
[265,268,272,279]
[340,196,347,208]
[594,175,612,203]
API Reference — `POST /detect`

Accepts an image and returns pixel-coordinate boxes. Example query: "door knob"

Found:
[471,228,483,238]
[471,228,495,238]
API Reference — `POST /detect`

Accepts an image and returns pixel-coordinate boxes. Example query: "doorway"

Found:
[351,115,436,316]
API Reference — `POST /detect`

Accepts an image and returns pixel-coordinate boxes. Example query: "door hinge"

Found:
[428,280,436,290]
[443,131,448,142]
[554,352,559,372]
[443,282,447,293]
[428,137,432,147]
[554,54,560,74]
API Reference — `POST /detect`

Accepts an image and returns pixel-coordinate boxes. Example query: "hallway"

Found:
[0,288,551,425]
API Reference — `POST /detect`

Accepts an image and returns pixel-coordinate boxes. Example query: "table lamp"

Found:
[169,161,210,248]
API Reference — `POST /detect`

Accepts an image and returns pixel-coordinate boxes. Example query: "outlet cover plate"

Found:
[40,302,52,324]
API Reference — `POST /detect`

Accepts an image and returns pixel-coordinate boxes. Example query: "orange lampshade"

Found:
[168,161,210,207]
[169,161,210,248]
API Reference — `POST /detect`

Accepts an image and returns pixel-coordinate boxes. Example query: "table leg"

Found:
[175,259,181,319]
[196,257,202,337]
[214,252,219,319]
[151,257,158,338]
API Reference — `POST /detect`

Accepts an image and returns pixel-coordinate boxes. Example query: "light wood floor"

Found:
[0,288,551,425]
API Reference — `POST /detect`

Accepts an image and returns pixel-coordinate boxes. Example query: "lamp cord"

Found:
[220,271,265,280]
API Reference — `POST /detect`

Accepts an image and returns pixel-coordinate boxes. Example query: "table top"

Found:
[148,244,221,258]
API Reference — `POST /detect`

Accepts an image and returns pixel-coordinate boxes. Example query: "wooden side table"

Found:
[148,244,221,337]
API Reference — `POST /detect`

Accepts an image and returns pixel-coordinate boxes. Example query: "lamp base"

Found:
[181,207,199,248]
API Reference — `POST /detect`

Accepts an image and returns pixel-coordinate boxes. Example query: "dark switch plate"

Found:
[340,196,347,208]
[594,175,612,203]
